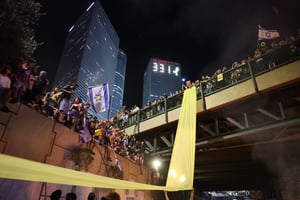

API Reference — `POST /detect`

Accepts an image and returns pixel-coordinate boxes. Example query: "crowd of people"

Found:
[1,27,300,176]
[0,57,149,167]
[198,28,300,95]
[50,190,120,200]
[111,28,300,130]
[0,57,49,113]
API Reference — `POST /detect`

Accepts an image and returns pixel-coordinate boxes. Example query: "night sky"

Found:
[33,0,300,108]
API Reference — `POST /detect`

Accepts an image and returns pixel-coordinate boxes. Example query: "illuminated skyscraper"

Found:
[53,1,126,119]
[143,58,181,106]
[110,49,127,117]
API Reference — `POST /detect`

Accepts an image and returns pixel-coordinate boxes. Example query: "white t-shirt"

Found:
[0,74,11,89]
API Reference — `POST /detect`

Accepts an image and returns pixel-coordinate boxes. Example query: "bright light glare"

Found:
[153,159,161,169]
[179,175,186,182]
[169,169,176,177]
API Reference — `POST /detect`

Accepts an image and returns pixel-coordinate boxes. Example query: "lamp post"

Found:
[152,158,162,199]
[152,159,161,185]
[153,159,161,171]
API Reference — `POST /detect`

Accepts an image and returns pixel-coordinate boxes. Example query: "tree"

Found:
[67,145,95,171]
[0,0,43,64]
[65,145,95,194]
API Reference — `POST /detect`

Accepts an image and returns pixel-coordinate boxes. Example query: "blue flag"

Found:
[88,83,109,113]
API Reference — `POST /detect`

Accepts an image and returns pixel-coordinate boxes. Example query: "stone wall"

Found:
[0,103,152,200]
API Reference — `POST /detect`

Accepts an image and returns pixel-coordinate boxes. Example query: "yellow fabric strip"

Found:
[0,87,196,191]
[166,86,196,191]
[0,153,165,190]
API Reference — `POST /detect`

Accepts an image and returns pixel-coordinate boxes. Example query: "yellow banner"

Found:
[217,73,223,81]
[166,86,196,190]
[0,87,197,191]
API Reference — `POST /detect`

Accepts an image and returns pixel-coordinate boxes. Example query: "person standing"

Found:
[87,192,96,200]
[57,82,78,122]
[0,65,12,112]
[101,191,120,200]
[66,192,77,200]
[50,189,62,200]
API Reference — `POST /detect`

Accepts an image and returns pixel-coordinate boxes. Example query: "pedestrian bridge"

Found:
[116,42,300,192]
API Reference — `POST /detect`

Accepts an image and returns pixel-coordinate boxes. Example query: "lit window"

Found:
[68,25,74,32]
[86,2,95,12]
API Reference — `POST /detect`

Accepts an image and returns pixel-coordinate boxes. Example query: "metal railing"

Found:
[114,39,300,130]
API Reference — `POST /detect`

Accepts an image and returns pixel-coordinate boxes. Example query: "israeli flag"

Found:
[258,25,280,40]
[88,83,109,113]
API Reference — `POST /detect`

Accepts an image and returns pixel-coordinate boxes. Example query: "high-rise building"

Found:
[143,58,181,106]
[110,49,127,117]
[53,1,126,120]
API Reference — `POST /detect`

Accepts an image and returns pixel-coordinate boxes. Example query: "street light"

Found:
[152,158,162,199]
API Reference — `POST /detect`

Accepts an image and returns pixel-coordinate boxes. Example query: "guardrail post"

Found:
[164,97,168,123]
[247,60,259,93]
[200,82,207,110]
[136,110,140,133]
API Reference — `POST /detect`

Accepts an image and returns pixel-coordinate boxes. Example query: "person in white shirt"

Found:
[0,65,12,112]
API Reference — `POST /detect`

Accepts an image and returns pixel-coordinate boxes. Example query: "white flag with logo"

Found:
[88,83,109,113]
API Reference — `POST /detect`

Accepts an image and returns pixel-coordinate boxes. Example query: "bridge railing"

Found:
[114,39,300,130]
[201,62,251,96]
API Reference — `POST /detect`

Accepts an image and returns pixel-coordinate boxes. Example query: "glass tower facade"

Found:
[143,58,182,106]
[53,1,125,120]
[110,49,127,118]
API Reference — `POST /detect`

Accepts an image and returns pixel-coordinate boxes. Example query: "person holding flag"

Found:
[257,25,280,53]
[258,25,280,40]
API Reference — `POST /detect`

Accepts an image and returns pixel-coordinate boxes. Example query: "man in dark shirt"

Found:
[58,82,78,122]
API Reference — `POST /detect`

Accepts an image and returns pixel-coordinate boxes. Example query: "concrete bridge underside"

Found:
[135,81,300,192]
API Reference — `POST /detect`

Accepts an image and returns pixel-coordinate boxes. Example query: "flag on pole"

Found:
[88,83,109,113]
[258,25,280,40]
